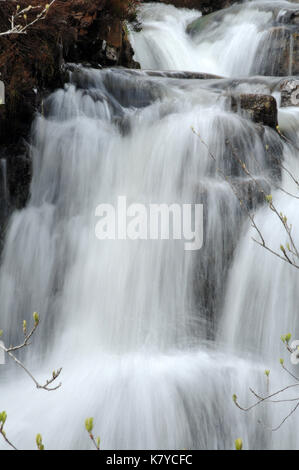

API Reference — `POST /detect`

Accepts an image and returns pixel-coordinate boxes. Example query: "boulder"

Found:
[280,78,299,107]
[230,94,278,129]
[186,4,243,37]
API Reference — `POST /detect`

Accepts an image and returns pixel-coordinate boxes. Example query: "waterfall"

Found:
[1,1,299,450]
[131,2,272,76]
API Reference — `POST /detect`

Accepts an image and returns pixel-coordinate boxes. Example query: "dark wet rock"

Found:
[277,8,299,25]
[253,26,299,76]
[228,93,282,179]
[119,34,141,70]
[7,152,32,211]
[186,4,249,38]
[192,173,269,338]
[144,70,222,79]
[192,183,241,338]
[68,66,163,110]
[261,129,283,181]
[230,94,278,129]
[280,78,299,107]
[187,9,221,37]
[233,177,271,210]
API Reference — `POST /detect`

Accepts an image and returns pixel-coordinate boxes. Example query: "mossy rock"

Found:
[186,11,220,37]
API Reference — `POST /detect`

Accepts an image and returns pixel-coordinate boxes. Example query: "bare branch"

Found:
[0,1,56,37]
[234,383,299,412]
[0,315,62,392]
[0,425,18,450]
[258,402,299,432]
[192,128,299,270]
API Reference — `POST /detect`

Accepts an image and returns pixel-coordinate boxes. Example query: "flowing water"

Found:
[1,1,299,449]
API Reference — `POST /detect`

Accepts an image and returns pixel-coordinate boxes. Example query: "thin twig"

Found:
[0,1,56,37]
[0,320,62,391]
[0,427,18,450]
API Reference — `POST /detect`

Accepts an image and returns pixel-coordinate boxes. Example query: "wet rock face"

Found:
[144,70,222,79]
[230,94,278,129]
[67,15,140,69]
[255,26,299,76]
[254,8,299,77]
[143,0,236,15]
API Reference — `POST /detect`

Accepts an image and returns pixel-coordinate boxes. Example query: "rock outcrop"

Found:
[256,26,299,76]
[280,78,299,107]
[0,0,140,217]
[230,94,278,129]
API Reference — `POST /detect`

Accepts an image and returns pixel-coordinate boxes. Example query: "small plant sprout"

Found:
[85,418,100,450]
[280,245,286,254]
[0,411,7,427]
[85,417,93,434]
[285,333,292,344]
[235,438,243,450]
[0,411,17,450]
[281,333,292,345]
[33,311,39,326]
[36,434,44,451]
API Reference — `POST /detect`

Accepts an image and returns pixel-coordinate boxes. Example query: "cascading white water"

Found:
[132,1,299,77]
[131,1,278,76]
[1,1,299,450]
